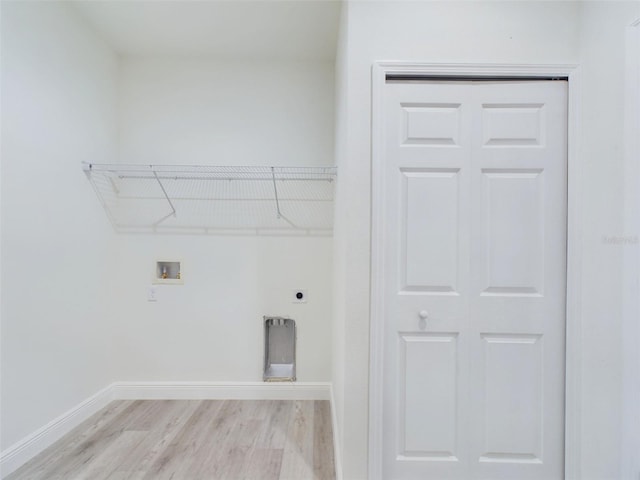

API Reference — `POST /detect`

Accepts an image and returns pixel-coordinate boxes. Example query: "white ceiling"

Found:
[72,0,341,61]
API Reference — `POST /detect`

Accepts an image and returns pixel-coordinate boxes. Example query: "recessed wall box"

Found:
[153,260,183,284]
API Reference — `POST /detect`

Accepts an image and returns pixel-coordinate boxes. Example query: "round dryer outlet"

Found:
[292,289,308,303]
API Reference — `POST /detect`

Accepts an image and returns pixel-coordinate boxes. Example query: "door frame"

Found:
[369,63,582,480]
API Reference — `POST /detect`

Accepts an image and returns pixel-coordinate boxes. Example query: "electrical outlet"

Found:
[147,286,158,302]
[292,289,307,303]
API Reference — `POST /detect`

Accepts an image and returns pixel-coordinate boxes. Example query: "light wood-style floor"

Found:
[7,399,335,480]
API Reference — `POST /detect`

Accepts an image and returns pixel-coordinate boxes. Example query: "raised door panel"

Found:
[387,83,473,166]
[401,103,462,146]
[479,334,544,464]
[480,169,545,297]
[400,168,460,294]
[399,333,459,461]
[482,104,545,147]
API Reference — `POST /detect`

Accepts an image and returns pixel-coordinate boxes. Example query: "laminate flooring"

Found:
[6,400,335,480]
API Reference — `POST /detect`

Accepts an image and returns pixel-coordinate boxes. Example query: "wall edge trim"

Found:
[330,384,344,480]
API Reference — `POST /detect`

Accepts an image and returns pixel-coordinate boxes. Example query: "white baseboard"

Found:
[111,381,331,400]
[0,383,114,479]
[1,381,333,478]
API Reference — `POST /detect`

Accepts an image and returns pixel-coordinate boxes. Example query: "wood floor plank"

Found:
[313,401,336,480]
[46,400,152,480]
[278,400,315,480]
[141,399,221,480]
[228,400,264,449]
[5,400,136,480]
[255,400,294,450]
[72,430,147,480]
[110,400,202,480]
[122,400,170,431]
[192,400,287,480]
[185,399,247,479]
[56,401,151,480]
[240,447,284,480]
[9,400,148,480]
[6,399,335,480]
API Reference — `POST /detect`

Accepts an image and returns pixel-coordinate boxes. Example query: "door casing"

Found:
[369,62,582,480]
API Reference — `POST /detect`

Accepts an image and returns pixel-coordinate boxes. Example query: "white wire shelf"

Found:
[83,163,337,236]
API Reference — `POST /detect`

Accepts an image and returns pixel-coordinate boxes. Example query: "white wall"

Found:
[332,1,582,478]
[111,235,333,382]
[1,1,119,450]
[111,57,335,382]
[578,3,640,479]
[0,7,336,461]
[118,57,335,167]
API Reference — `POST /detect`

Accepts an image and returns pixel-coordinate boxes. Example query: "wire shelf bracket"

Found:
[83,162,337,236]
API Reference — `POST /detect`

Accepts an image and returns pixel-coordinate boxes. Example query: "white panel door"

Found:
[381,80,567,480]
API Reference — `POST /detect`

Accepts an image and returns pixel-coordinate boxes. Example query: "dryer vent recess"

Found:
[263,317,296,382]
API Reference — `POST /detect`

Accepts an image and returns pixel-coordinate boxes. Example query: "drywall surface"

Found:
[578,3,640,479]
[73,0,340,61]
[112,57,335,382]
[0,1,118,450]
[332,1,581,478]
[118,57,335,167]
[110,235,332,382]
[1,13,336,463]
